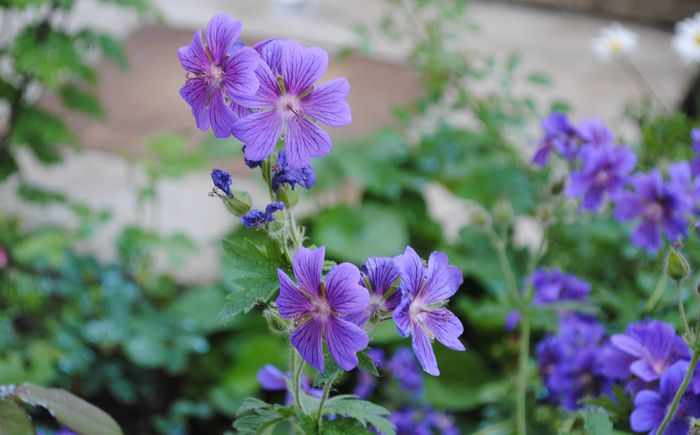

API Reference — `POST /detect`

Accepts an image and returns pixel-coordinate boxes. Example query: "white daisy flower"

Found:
[591,23,639,60]
[673,12,700,63]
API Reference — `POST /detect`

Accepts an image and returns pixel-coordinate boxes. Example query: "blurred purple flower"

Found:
[532,268,591,306]
[387,347,424,395]
[257,364,321,404]
[277,246,369,371]
[691,128,700,176]
[178,14,260,138]
[607,320,689,383]
[575,118,614,149]
[532,112,580,166]
[631,360,700,435]
[614,165,693,252]
[566,144,636,211]
[505,309,522,332]
[353,348,385,399]
[241,202,284,229]
[536,314,609,410]
[388,407,459,435]
[393,247,465,376]
[233,39,352,168]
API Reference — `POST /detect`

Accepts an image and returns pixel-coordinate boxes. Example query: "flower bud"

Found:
[277,185,299,209]
[537,204,554,226]
[667,250,691,282]
[493,198,514,226]
[263,307,288,334]
[224,191,252,216]
[471,209,490,230]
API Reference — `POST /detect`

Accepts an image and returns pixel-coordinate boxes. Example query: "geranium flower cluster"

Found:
[534,114,700,253]
[277,246,465,376]
[536,295,700,434]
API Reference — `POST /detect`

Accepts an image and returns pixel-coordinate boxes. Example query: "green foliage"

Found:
[0,398,33,435]
[233,398,294,434]
[321,395,394,435]
[582,408,613,435]
[218,238,287,323]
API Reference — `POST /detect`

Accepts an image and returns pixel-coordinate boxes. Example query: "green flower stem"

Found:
[316,372,337,433]
[516,311,530,435]
[291,347,305,413]
[677,281,693,340]
[644,273,668,313]
[657,349,699,435]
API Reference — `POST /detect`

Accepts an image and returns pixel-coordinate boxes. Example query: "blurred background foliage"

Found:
[1,0,699,433]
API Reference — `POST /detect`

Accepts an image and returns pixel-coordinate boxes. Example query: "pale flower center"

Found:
[595,170,610,185]
[645,202,664,221]
[278,94,304,120]
[409,299,428,323]
[367,294,385,317]
[209,64,224,86]
[311,298,332,321]
[695,33,700,46]
[607,38,623,54]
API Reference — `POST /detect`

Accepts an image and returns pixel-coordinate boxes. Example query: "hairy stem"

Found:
[316,372,336,432]
[656,350,699,434]
[677,281,693,340]
[291,348,305,413]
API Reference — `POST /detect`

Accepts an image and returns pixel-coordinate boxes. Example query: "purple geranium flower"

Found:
[388,407,459,435]
[532,268,591,306]
[233,39,352,168]
[505,309,522,332]
[393,247,465,376]
[178,14,260,138]
[532,112,580,166]
[348,257,401,327]
[631,360,700,435]
[536,314,609,410]
[614,166,694,252]
[277,246,369,371]
[566,144,636,211]
[607,320,690,383]
[387,347,424,395]
[241,202,284,229]
[271,151,316,192]
[211,168,233,196]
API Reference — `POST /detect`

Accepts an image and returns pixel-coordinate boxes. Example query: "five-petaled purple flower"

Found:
[393,247,465,376]
[277,246,369,371]
[567,144,636,211]
[575,118,614,149]
[211,168,233,196]
[271,151,316,192]
[532,268,591,306]
[178,14,260,138]
[233,39,352,168]
[606,320,690,383]
[614,165,694,252]
[631,360,700,435]
[348,257,401,327]
[532,112,580,166]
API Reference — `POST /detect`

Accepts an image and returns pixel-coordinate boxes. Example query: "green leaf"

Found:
[12,107,77,163]
[312,203,408,264]
[60,84,104,117]
[295,409,316,434]
[235,397,268,416]
[13,383,123,435]
[98,34,128,68]
[322,417,368,434]
[314,349,342,387]
[0,398,33,435]
[233,402,293,434]
[0,151,18,182]
[527,72,552,86]
[357,350,379,376]
[322,395,394,435]
[218,238,286,322]
[583,408,613,435]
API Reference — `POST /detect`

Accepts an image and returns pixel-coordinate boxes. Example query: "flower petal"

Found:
[233,110,283,161]
[324,316,369,371]
[284,116,332,169]
[423,308,465,351]
[420,251,463,305]
[301,78,351,127]
[210,87,236,138]
[277,269,312,319]
[205,13,242,65]
[411,322,439,376]
[257,364,288,390]
[325,263,369,316]
[178,30,209,74]
[179,78,210,131]
[254,38,287,73]
[235,62,282,108]
[292,246,325,297]
[393,298,411,337]
[291,318,324,372]
[630,390,664,432]
[395,246,425,298]
[281,40,328,95]
[222,46,260,98]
